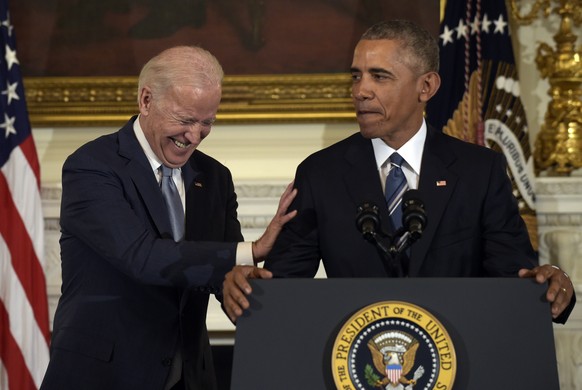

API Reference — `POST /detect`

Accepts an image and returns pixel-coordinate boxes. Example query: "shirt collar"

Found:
[133,115,165,173]
[371,119,427,176]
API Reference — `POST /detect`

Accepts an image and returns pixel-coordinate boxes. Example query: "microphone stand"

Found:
[393,231,414,254]
[364,228,407,278]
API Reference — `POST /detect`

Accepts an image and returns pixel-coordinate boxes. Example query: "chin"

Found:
[164,151,191,167]
[358,124,382,140]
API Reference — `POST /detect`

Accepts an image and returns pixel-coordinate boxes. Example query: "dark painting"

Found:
[12,0,439,77]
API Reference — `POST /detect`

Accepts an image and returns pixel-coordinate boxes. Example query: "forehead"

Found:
[157,85,221,118]
[164,84,220,104]
[351,39,405,69]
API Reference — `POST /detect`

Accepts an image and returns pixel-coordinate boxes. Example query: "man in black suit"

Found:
[223,20,575,324]
[40,46,295,390]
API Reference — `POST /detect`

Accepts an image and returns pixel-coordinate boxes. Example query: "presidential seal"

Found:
[331,301,456,390]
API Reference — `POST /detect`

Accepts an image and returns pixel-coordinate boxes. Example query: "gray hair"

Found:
[360,20,439,75]
[137,45,224,103]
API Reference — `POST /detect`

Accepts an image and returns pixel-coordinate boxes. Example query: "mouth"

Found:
[356,109,381,119]
[355,104,379,114]
[170,137,190,149]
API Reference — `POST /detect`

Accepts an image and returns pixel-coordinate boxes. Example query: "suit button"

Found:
[161,357,172,367]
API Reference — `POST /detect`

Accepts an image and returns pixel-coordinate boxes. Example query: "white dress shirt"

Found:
[371,119,428,193]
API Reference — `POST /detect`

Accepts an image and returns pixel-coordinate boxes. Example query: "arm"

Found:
[60,148,238,289]
[222,182,298,323]
[480,152,537,275]
[480,152,575,322]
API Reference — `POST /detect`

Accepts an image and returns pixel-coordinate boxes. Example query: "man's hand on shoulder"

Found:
[252,181,297,262]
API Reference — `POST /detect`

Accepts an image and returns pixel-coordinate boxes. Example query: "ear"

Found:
[138,86,153,116]
[418,71,441,102]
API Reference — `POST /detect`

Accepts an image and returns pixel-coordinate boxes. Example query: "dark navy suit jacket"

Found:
[266,126,574,323]
[41,117,243,390]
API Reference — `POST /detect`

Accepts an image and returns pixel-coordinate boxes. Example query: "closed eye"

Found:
[178,118,216,127]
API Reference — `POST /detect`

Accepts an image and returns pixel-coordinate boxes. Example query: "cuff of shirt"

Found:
[236,242,254,266]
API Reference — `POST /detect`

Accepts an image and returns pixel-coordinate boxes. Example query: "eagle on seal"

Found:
[367,336,421,388]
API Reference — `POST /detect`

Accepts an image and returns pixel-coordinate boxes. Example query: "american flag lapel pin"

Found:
[436,180,447,187]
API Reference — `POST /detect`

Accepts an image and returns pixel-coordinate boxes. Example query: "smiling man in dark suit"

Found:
[222,20,575,324]
[40,46,295,390]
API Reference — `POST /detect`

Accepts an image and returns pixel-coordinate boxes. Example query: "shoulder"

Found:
[67,119,135,164]
[189,149,233,176]
[300,132,367,167]
[65,132,124,171]
[427,127,505,167]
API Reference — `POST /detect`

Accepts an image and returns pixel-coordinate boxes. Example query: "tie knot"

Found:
[389,153,405,167]
[160,165,173,177]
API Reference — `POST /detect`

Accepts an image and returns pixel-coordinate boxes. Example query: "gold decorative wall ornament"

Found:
[510,0,582,175]
[24,74,355,127]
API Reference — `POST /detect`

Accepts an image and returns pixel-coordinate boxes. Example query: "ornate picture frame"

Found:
[24,74,355,127]
[16,1,441,127]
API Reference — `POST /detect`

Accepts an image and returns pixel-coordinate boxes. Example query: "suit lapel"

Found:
[182,158,200,193]
[117,118,173,238]
[182,157,203,239]
[343,134,391,234]
[409,128,458,275]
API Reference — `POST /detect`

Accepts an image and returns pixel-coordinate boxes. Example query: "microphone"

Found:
[392,190,427,254]
[401,190,427,239]
[355,202,380,242]
[356,193,426,277]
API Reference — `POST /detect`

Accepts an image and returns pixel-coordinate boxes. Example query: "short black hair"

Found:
[360,19,439,74]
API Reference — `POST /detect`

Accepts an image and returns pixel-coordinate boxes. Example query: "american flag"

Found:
[0,1,50,389]
[426,0,536,215]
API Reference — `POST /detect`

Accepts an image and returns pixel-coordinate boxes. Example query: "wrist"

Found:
[252,241,264,265]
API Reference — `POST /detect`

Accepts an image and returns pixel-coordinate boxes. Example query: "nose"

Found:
[352,81,373,101]
[186,128,201,143]
[184,123,210,144]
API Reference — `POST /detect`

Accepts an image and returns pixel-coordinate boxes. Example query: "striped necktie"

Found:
[160,165,185,242]
[385,153,409,231]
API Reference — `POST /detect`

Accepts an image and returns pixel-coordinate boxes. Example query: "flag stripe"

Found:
[0,170,49,342]
[0,361,9,389]
[0,301,37,390]
[17,136,41,189]
[1,144,45,265]
[0,223,49,389]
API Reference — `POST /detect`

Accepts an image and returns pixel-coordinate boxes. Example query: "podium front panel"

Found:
[231,278,558,390]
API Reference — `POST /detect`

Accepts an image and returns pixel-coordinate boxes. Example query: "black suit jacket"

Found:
[41,117,243,390]
[266,127,573,322]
